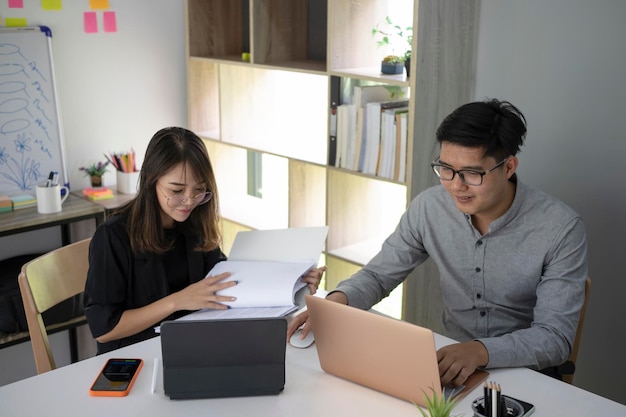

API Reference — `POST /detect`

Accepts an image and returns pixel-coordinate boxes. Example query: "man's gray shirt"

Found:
[335,180,588,370]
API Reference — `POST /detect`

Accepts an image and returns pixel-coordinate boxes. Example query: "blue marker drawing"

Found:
[0,26,64,194]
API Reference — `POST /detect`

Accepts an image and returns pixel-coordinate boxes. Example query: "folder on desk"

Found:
[160,318,287,399]
[177,226,329,321]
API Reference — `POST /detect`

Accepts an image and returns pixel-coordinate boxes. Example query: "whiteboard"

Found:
[0,26,67,195]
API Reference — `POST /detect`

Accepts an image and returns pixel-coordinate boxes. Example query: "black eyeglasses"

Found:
[158,184,212,208]
[431,157,509,186]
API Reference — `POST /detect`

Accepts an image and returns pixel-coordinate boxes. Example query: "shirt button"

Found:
[477,240,483,245]
[475,267,481,272]
[480,311,486,317]
[476,293,482,299]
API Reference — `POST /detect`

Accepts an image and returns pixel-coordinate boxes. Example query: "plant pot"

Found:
[381,61,404,75]
[90,175,103,188]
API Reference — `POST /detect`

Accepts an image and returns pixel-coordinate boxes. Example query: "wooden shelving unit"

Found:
[185,0,478,320]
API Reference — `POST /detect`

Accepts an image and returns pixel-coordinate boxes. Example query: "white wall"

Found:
[476,0,626,405]
[0,0,186,385]
[1,0,187,190]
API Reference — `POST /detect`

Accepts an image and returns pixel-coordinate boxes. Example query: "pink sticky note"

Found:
[89,0,110,10]
[41,0,62,10]
[84,11,98,33]
[103,11,117,33]
[8,0,24,8]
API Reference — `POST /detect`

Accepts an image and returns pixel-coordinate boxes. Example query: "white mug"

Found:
[36,182,69,214]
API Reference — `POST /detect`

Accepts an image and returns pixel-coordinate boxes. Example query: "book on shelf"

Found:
[363,99,409,176]
[396,111,409,182]
[377,108,395,179]
[352,85,409,174]
[173,226,329,323]
[10,194,36,210]
[336,104,358,170]
[335,104,349,169]
[82,187,114,200]
[363,101,383,175]
[345,104,358,170]
[378,106,409,180]
[353,105,366,172]
[0,195,12,212]
[327,76,341,166]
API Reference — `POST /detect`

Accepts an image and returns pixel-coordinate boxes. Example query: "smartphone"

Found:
[89,358,143,397]
[515,397,536,416]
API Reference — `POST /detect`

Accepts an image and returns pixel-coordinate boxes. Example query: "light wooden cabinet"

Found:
[186,0,478,320]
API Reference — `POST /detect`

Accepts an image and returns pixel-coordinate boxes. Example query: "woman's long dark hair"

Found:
[115,127,221,255]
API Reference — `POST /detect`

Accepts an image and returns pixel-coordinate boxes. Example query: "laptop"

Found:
[305,295,488,407]
[160,318,287,399]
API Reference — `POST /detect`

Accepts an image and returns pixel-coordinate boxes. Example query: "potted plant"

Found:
[381,55,405,75]
[79,160,110,187]
[372,16,413,75]
[414,388,462,417]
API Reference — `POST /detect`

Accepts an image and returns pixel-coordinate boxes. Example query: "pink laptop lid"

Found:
[305,295,442,406]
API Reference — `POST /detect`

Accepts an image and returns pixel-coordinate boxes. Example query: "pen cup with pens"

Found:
[472,395,524,417]
[472,382,526,417]
[108,150,139,194]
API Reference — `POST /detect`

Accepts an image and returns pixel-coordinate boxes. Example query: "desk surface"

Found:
[0,333,622,417]
[71,187,136,213]
[0,194,104,237]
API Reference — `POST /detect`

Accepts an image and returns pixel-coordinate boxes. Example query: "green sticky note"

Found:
[6,17,28,27]
[42,0,63,11]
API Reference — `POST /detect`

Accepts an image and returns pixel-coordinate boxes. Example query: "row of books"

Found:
[329,84,410,182]
[0,194,37,212]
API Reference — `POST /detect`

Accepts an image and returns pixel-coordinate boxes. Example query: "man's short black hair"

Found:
[436,99,527,160]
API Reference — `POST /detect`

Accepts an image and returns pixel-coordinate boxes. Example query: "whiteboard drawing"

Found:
[0,26,67,195]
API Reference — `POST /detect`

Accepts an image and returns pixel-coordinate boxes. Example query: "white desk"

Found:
[1,333,623,417]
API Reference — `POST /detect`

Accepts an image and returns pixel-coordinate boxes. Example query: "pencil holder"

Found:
[116,171,139,194]
[471,395,524,417]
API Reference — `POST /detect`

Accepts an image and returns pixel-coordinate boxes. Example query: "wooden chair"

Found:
[17,238,91,374]
[561,276,591,384]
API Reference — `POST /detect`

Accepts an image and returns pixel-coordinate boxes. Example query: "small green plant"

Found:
[79,160,110,177]
[414,387,462,417]
[382,55,404,64]
[372,16,413,62]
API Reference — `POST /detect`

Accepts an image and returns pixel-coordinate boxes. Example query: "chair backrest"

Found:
[17,238,91,374]
[562,276,591,384]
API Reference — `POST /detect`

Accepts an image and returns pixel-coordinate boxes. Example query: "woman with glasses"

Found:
[288,99,587,387]
[84,127,325,354]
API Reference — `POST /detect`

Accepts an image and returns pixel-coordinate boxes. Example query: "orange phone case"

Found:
[89,358,143,397]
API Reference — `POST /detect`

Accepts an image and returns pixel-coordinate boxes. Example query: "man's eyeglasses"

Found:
[158,184,212,208]
[430,157,509,186]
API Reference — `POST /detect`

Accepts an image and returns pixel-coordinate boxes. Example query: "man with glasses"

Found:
[289,99,588,386]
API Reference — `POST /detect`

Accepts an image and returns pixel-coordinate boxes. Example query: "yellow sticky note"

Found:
[42,0,63,11]
[89,0,110,10]
[6,17,28,27]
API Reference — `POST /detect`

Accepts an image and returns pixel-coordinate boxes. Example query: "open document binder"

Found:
[177,226,329,321]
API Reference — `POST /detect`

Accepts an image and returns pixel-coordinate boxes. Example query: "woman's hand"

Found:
[172,272,238,311]
[302,266,327,294]
[287,310,311,341]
